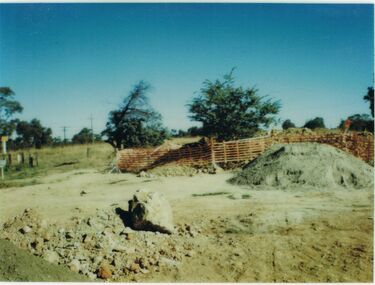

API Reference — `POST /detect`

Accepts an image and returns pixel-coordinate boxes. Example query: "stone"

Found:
[69,259,81,273]
[128,189,174,234]
[97,262,112,279]
[20,226,32,234]
[130,262,140,273]
[43,250,60,264]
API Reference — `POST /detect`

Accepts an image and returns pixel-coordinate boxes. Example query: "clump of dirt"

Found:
[0,208,200,281]
[228,143,374,189]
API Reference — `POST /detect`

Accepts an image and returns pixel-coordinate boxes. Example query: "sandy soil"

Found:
[0,169,373,282]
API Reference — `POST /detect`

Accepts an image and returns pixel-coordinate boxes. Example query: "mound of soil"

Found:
[228,143,374,189]
[0,207,199,281]
[0,238,86,281]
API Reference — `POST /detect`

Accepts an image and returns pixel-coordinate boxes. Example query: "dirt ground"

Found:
[0,169,373,282]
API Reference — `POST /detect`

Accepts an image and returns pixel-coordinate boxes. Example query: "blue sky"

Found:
[0,3,373,139]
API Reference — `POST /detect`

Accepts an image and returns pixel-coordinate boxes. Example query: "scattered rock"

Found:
[128,189,174,234]
[43,250,60,264]
[69,259,81,273]
[20,225,32,234]
[97,262,112,279]
[129,262,141,273]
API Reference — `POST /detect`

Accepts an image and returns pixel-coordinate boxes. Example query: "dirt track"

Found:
[0,169,373,282]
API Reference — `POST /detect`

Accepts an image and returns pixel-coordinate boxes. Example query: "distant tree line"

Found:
[2,72,373,151]
[0,87,102,150]
[281,87,374,133]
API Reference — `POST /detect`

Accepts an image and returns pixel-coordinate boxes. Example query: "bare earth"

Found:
[0,169,373,282]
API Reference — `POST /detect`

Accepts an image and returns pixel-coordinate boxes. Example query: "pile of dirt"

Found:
[0,238,86,281]
[0,208,199,281]
[148,165,199,177]
[228,143,374,189]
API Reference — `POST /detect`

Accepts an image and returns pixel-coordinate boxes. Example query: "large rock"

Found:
[128,189,174,234]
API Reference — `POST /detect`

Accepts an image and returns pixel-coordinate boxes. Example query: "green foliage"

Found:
[102,81,168,149]
[303,117,325,129]
[13,119,52,149]
[188,70,280,141]
[282,119,296,130]
[338,114,373,133]
[363,87,374,117]
[0,87,23,136]
[72,128,101,144]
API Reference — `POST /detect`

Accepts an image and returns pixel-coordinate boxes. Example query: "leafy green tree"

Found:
[282,119,296,130]
[364,87,374,117]
[15,119,53,149]
[0,87,23,136]
[338,114,373,133]
[102,81,168,149]
[303,117,325,129]
[72,128,100,144]
[188,70,281,141]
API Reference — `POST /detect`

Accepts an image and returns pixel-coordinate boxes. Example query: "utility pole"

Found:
[61,126,69,144]
[89,114,94,143]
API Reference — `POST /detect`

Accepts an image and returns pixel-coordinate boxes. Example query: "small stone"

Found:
[97,263,112,279]
[20,226,32,234]
[130,262,140,273]
[58,228,65,234]
[43,250,60,264]
[69,259,81,273]
[186,250,195,257]
[125,233,134,240]
[87,272,97,280]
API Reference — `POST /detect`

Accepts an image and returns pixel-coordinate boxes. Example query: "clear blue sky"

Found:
[0,3,373,139]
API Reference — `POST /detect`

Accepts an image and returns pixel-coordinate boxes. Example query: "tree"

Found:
[303,117,325,129]
[282,119,296,130]
[102,81,168,149]
[364,87,374,117]
[72,128,96,144]
[0,87,23,136]
[188,70,281,141]
[15,119,53,149]
[338,114,373,133]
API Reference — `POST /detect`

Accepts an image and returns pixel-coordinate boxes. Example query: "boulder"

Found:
[128,189,174,234]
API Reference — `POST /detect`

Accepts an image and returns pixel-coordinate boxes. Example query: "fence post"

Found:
[223,142,227,163]
[87,147,91,159]
[7,153,12,167]
[236,141,240,161]
[21,152,25,165]
[35,153,39,166]
[210,137,215,164]
[28,154,34,168]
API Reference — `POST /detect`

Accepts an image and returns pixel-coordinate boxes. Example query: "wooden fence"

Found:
[117,132,374,172]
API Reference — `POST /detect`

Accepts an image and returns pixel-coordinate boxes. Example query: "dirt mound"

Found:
[0,207,199,281]
[228,143,374,189]
[0,238,86,281]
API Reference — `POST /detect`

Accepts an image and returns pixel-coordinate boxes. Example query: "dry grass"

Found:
[1,143,114,188]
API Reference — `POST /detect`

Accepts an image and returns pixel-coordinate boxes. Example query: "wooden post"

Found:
[35,153,39,166]
[210,137,215,164]
[236,141,240,162]
[223,142,227,163]
[21,152,25,165]
[28,154,34,168]
[87,147,91,159]
[7,153,11,167]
